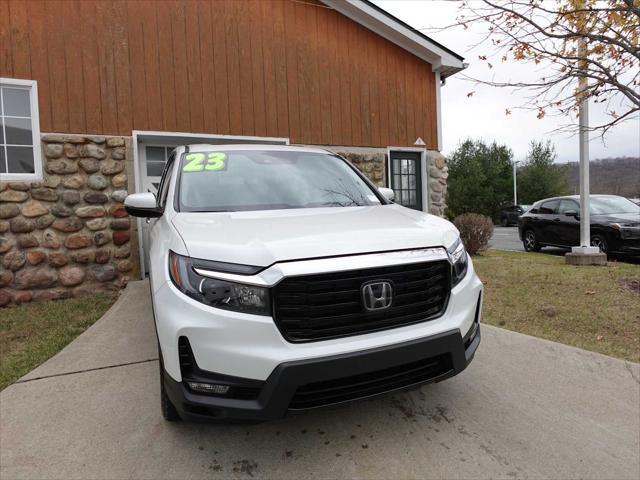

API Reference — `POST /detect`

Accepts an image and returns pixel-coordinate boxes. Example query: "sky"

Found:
[373,0,640,164]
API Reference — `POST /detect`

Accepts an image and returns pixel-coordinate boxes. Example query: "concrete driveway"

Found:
[1,280,639,480]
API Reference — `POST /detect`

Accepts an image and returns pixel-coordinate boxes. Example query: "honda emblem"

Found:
[361,281,393,311]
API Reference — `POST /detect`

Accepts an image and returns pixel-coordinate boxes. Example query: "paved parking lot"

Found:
[489,227,524,252]
[1,280,639,480]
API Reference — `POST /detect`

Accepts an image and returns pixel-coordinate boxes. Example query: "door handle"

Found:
[553,218,561,222]
[145,218,151,224]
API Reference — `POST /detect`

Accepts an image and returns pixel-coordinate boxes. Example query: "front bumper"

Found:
[164,321,481,422]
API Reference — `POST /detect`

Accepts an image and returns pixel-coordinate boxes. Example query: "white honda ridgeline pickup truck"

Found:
[125,144,482,422]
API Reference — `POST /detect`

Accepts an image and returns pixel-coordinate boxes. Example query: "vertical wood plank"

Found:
[185,1,204,133]
[156,0,177,131]
[316,4,332,145]
[294,0,310,143]
[198,0,216,134]
[307,2,322,145]
[261,0,279,138]
[396,49,408,145]
[326,9,341,146]
[8,0,31,79]
[224,0,242,134]
[405,52,416,146]
[126,0,150,131]
[94,0,118,134]
[0,1,13,77]
[386,42,399,146]
[272,0,289,136]
[337,13,352,146]
[368,32,381,148]
[109,1,133,134]
[62,0,86,133]
[46,0,70,132]
[376,33,389,148]
[249,0,266,137]
[139,0,163,131]
[283,0,300,142]
[25,0,52,131]
[358,28,371,146]
[237,0,254,136]
[171,1,190,132]
[76,0,102,133]
[212,0,230,134]
[347,19,362,146]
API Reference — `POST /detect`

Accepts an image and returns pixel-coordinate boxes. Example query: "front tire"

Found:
[590,234,608,254]
[523,229,541,252]
[158,345,181,422]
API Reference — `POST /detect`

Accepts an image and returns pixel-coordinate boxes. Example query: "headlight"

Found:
[168,251,270,315]
[448,237,468,287]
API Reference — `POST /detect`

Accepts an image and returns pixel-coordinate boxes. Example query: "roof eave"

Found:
[321,0,467,79]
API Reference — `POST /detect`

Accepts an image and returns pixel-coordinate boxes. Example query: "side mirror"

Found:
[378,187,395,202]
[564,210,579,218]
[124,192,162,218]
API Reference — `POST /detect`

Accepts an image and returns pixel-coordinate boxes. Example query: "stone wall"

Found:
[333,149,386,187]
[426,150,448,217]
[328,146,448,216]
[0,134,136,306]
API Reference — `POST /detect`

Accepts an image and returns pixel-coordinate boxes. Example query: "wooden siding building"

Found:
[0,0,465,303]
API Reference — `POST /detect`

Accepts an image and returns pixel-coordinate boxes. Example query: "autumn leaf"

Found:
[505,108,512,115]
[467,91,476,98]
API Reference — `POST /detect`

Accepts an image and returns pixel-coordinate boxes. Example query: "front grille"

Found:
[272,261,450,342]
[289,353,452,409]
[178,336,195,377]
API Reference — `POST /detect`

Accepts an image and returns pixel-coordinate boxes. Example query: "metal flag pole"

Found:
[567,21,605,264]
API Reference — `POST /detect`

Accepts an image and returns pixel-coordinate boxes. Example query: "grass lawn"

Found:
[0,293,117,391]
[473,250,640,362]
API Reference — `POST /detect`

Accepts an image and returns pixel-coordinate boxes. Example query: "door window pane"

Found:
[147,161,165,176]
[539,200,559,214]
[2,88,31,117]
[558,199,578,214]
[0,148,5,173]
[6,146,35,174]
[145,146,168,176]
[4,117,32,145]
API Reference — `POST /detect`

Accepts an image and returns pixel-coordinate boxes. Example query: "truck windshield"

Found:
[177,150,382,212]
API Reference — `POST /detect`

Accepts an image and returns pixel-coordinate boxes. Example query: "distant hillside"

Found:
[565,157,640,198]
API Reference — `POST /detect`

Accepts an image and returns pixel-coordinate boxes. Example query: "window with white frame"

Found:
[0,78,42,180]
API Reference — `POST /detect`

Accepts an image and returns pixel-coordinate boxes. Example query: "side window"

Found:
[558,199,579,214]
[157,152,176,209]
[0,78,43,180]
[539,200,559,214]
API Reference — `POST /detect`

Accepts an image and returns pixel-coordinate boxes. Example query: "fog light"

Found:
[187,382,230,395]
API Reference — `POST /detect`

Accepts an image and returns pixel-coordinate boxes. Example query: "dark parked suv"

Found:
[498,204,530,226]
[518,195,640,255]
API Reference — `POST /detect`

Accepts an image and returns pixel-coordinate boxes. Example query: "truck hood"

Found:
[171,204,459,267]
